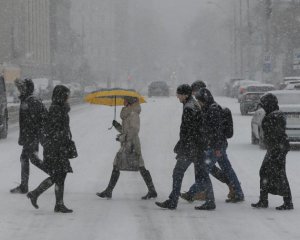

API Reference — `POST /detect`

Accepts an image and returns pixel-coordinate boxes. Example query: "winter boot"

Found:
[10,184,28,194]
[251,200,269,208]
[225,195,244,203]
[180,192,194,203]
[54,204,73,213]
[96,168,120,199]
[140,167,157,200]
[276,197,293,210]
[96,189,112,199]
[276,203,294,210]
[227,185,235,200]
[195,200,216,210]
[27,192,39,209]
[155,199,176,210]
[27,177,53,209]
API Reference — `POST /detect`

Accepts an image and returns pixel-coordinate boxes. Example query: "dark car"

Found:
[0,75,8,139]
[240,84,275,115]
[148,81,169,97]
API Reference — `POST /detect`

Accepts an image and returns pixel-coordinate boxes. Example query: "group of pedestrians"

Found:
[10,78,75,213]
[9,78,293,213]
[155,82,244,210]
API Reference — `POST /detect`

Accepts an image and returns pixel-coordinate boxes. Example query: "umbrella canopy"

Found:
[84,88,146,106]
[84,88,146,129]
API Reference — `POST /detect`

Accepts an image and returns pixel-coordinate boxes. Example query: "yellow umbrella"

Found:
[84,88,146,128]
[84,88,146,106]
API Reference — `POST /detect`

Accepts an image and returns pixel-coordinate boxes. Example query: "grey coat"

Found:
[113,103,145,169]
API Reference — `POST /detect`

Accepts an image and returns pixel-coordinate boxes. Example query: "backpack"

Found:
[222,107,234,138]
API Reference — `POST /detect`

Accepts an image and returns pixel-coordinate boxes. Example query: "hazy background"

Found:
[70,0,234,93]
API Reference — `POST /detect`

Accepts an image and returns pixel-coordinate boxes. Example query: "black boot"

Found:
[155,199,176,209]
[251,200,268,208]
[96,168,120,199]
[276,196,293,210]
[54,204,73,213]
[140,167,157,200]
[27,177,53,209]
[195,200,216,210]
[10,184,28,194]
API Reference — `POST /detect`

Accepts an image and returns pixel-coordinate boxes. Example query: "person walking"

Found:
[10,78,47,194]
[27,85,75,213]
[180,81,235,202]
[192,88,244,205]
[251,93,293,210]
[155,84,215,210]
[96,96,157,200]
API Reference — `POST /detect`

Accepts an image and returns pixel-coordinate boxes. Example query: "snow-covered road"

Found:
[0,96,299,240]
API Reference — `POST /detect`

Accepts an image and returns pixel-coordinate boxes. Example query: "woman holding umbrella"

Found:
[96,96,157,200]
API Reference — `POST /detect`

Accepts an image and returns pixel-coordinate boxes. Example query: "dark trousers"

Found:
[169,153,214,207]
[20,143,41,187]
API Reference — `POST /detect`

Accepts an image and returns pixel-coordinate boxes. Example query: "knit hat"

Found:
[176,84,192,96]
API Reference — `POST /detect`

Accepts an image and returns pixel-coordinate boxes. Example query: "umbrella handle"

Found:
[108,96,117,130]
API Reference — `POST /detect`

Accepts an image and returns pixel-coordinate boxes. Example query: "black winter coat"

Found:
[43,86,73,175]
[18,94,47,147]
[260,109,291,196]
[174,96,203,158]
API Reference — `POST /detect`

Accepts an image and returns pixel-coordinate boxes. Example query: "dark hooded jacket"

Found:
[43,85,73,175]
[261,93,290,151]
[18,79,47,147]
[174,95,203,158]
[195,88,227,150]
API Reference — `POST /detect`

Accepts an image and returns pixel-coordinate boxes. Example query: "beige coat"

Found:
[113,102,144,169]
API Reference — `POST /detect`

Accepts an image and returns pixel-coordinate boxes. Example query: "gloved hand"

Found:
[116,133,126,142]
[112,120,121,128]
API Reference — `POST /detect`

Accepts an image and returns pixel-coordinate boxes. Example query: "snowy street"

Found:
[0,96,299,240]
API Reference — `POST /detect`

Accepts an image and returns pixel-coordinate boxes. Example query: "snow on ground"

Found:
[0,96,299,240]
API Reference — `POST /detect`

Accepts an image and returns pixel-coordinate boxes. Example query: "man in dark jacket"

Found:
[251,93,293,210]
[10,78,47,194]
[155,84,215,210]
[193,88,244,205]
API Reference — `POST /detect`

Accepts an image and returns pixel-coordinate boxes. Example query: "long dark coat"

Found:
[18,82,47,148]
[174,96,203,158]
[260,109,291,196]
[43,85,73,175]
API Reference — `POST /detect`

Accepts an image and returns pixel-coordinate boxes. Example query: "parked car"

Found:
[236,80,263,102]
[251,90,300,148]
[232,80,260,99]
[239,84,275,115]
[148,81,169,97]
[284,82,300,90]
[0,75,8,139]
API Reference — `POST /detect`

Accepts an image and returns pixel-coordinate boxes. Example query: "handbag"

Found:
[116,146,139,171]
[67,139,78,159]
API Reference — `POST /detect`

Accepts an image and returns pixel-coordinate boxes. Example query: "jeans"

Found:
[189,147,244,198]
[20,143,40,187]
[169,153,215,206]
